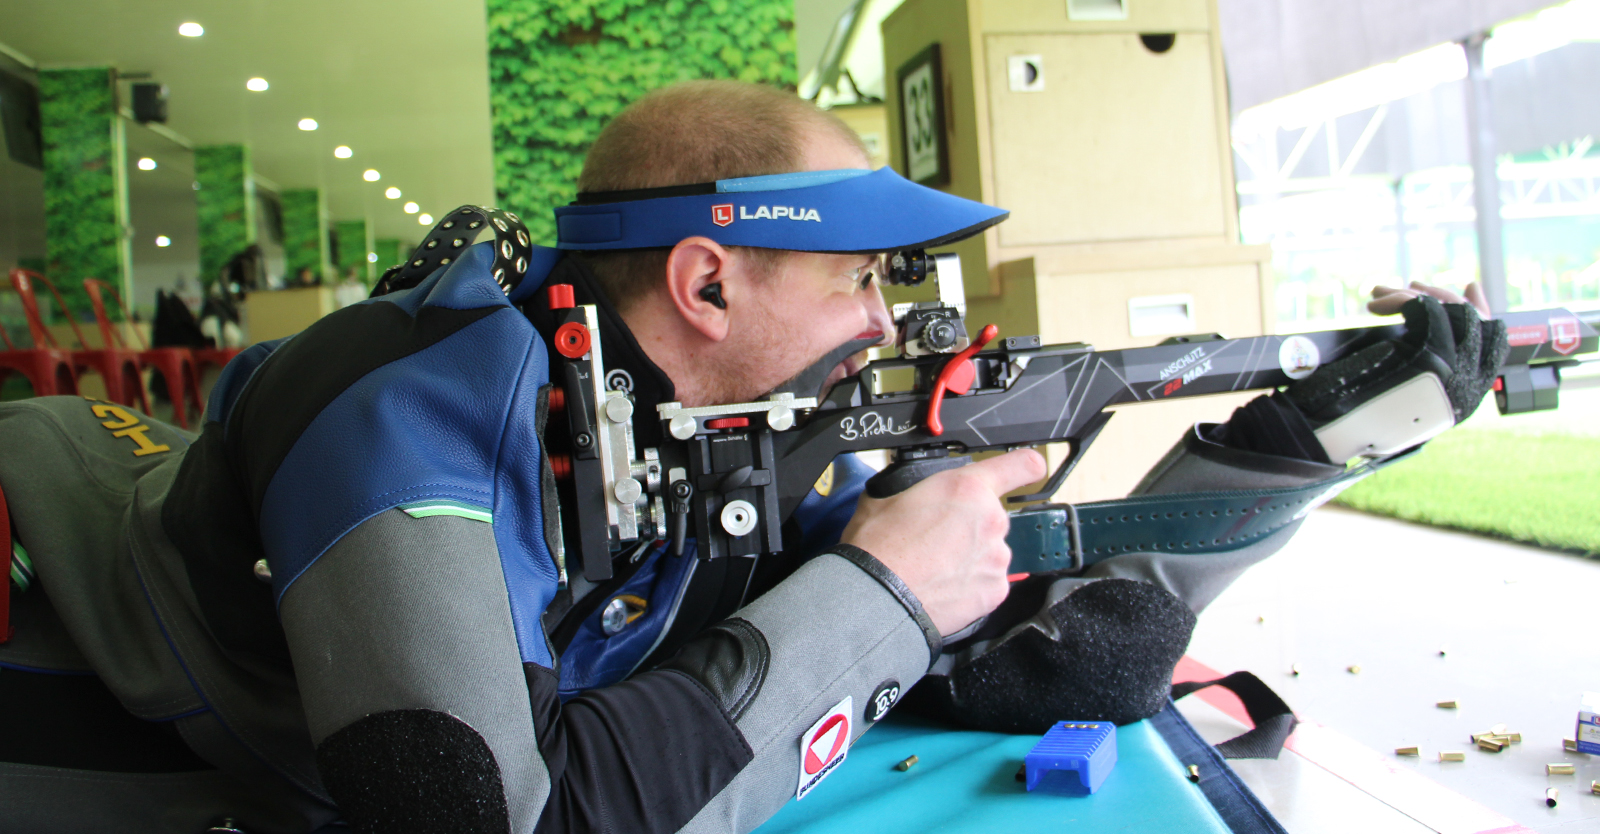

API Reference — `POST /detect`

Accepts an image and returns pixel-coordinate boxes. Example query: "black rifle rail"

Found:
[767,307,1599,523]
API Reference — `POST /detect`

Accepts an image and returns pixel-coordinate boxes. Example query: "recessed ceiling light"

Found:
[136,157,157,171]
[367,252,378,263]
[178,22,204,37]
[403,201,419,214]
[246,77,269,92]
[362,169,380,182]
[384,186,401,199]
[297,118,318,131]
[418,214,434,225]
[155,235,171,247]
[333,145,352,159]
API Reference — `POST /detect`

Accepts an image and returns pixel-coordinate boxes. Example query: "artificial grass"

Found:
[1334,426,1600,555]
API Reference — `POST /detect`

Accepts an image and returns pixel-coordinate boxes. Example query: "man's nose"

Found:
[863,283,895,348]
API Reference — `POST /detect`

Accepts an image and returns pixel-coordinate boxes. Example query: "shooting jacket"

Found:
[0,244,1336,833]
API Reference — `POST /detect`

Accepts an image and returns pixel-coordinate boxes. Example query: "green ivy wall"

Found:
[333,219,369,281]
[281,187,328,281]
[373,238,403,273]
[195,144,255,288]
[486,0,797,245]
[39,67,130,320]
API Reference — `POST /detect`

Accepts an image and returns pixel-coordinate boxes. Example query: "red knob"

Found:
[547,284,575,310]
[554,322,590,359]
[926,323,998,437]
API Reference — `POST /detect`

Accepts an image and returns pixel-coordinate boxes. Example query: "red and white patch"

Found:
[1506,323,1548,347]
[795,695,852,799]
[711,204,735,227]
[1550,315,1581,355]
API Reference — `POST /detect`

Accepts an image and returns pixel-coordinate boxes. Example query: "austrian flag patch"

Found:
[796,695,852,799]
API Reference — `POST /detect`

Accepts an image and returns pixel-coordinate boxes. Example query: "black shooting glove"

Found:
[1288,295,1509,427]
[1215,295,1509,464]
[898,577,1196,732]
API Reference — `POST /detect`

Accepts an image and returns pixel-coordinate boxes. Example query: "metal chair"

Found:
[83,278,203,429]
[9,269,147,414]
[1,270,81,399]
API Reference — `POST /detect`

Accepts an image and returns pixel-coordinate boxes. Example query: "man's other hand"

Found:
[1368,280,1490,316]
[840,449,1046,636]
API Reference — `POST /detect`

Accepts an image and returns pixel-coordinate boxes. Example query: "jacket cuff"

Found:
[827,544,942,667]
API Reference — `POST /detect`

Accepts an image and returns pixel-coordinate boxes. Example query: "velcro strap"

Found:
[1006,448,1418,575]
[1172,671,1298,759]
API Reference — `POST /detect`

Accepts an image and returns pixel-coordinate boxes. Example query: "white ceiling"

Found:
[0,0,497,245]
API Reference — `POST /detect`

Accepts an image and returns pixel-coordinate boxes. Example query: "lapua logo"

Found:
[711,204,734,227]
[740,205,822,222]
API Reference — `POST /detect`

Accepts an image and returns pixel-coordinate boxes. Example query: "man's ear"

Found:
[665,237,734,342]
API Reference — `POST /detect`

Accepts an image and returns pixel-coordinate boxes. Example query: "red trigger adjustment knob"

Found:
[926,324,998,437]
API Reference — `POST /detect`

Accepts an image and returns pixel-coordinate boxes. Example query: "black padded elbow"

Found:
[316,709,510,834]
[902,578,1196,732]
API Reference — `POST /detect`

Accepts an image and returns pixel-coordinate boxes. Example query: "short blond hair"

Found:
[575,80,865,308]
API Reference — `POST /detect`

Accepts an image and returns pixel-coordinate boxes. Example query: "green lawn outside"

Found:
[1334,380,1600,556]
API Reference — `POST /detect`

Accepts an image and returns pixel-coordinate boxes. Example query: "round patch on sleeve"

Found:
[866,679,902,723]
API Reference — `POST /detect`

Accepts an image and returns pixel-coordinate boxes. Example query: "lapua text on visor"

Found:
[710,203,822,226]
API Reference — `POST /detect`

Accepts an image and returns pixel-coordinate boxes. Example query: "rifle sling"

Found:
[1005,448,1417,575]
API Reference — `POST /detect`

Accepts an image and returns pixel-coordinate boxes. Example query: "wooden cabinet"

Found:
[882,0,1275,501]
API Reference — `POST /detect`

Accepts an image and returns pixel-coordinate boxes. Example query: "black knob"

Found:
[922,320,957,351]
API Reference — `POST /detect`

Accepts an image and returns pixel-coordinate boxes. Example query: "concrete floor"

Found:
[1186,505,1600,832]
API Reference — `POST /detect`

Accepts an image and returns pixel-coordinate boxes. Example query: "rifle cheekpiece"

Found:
[536,247,1600,584]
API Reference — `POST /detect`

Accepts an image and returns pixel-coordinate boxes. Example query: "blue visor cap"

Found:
[554,167,1008,254]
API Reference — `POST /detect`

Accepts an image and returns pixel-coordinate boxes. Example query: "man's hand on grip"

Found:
[841,448,1046,636]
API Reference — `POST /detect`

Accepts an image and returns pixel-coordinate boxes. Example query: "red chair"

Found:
[193,346,244,376]
[1,270,79,399]
[9,269,148,415]
[83,278,203,430]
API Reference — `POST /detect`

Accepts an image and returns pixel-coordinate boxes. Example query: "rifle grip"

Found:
[865,454,972,498]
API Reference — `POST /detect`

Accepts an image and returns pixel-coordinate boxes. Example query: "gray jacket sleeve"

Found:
[280,511,937,834]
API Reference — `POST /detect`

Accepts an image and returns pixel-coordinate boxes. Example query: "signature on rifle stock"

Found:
[838,412,917,441]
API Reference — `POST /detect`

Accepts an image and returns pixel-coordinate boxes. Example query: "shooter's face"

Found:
[717,251,893,403]
[707,127,892,403]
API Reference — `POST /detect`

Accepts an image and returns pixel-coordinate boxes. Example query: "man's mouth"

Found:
[820,332,882,396]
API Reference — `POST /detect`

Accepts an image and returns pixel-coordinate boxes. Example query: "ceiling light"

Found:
[384,186,401,199]
[333,145,352,159]
[136,157,157,171]
[403,201,419,214]
[178,22,204,37]
[155,235,171,247]
[367,252,378,263]
[418,213,434,225]
[297,118,318,131]
[246,77,269,92]
[362,169,380,182]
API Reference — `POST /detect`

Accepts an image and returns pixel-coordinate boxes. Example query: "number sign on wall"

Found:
[897,44,949,187]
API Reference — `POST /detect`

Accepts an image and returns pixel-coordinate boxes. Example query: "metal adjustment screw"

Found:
[614,477,642,505]
[574,432,593,449]
[600,598,629,636]
[922,319,958,351]
[252,559,271,583]
[767,404,795,431]
[669,414,697,440]
[605,396,633,424]
[720,499,757,537]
